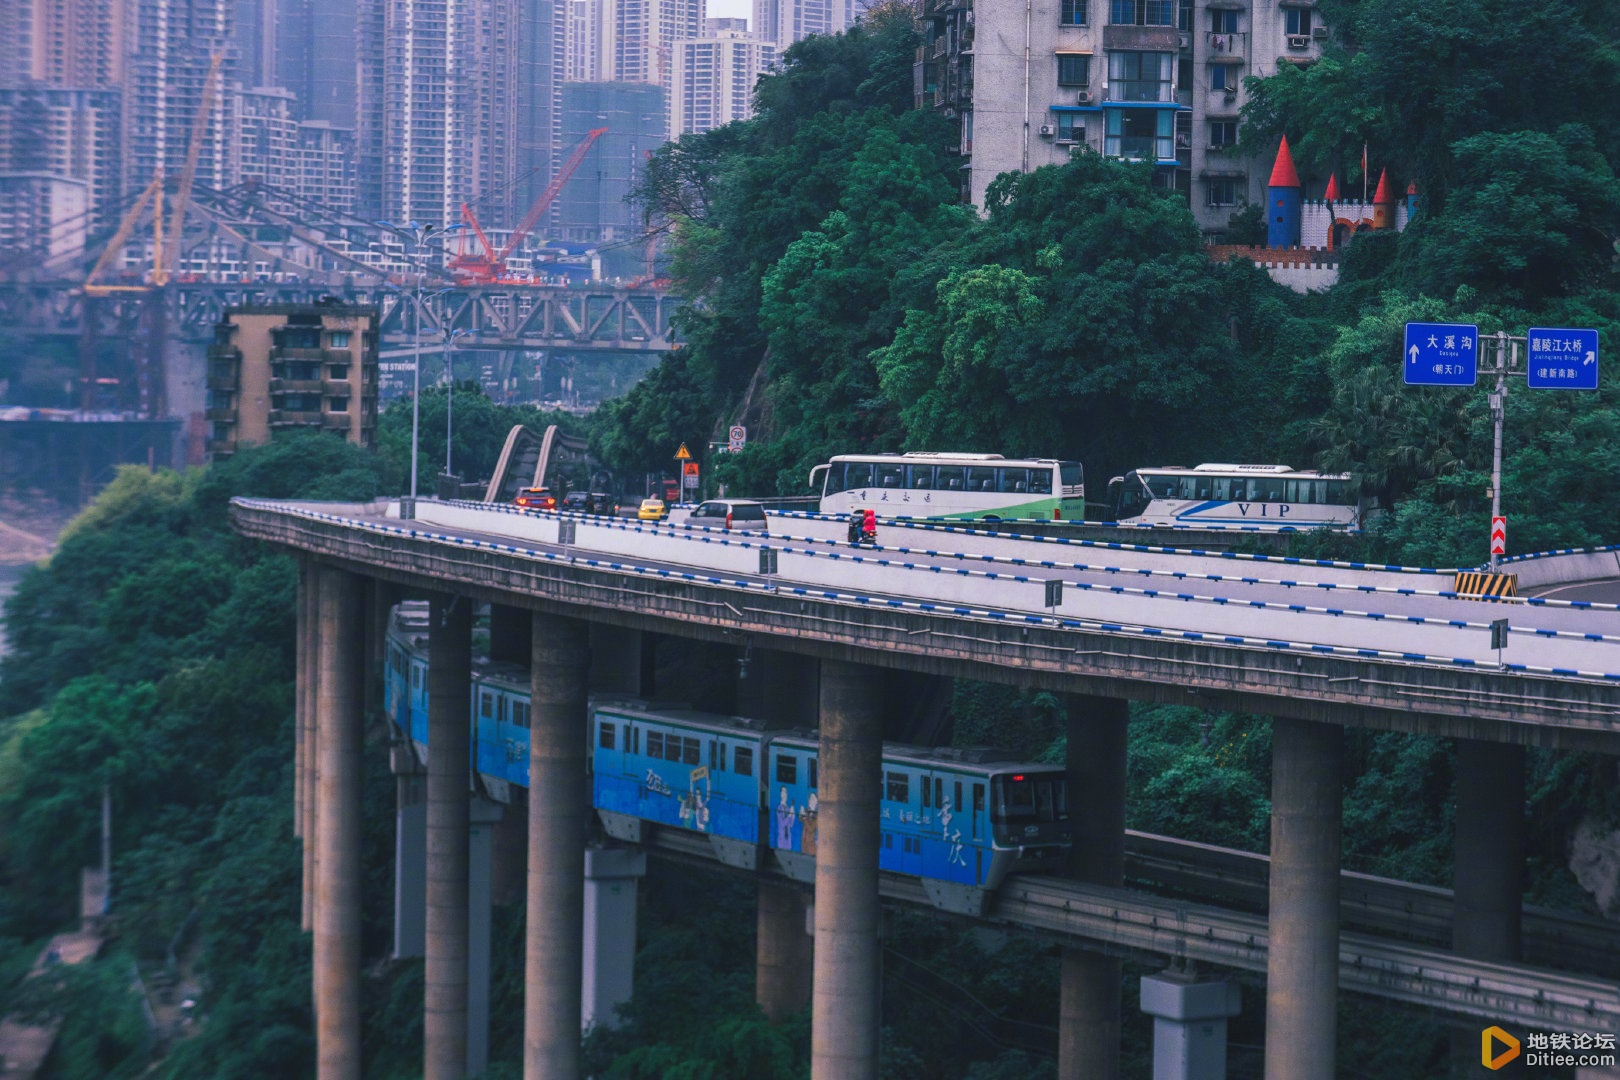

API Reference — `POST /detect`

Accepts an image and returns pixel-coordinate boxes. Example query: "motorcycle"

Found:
[848,512,877,547]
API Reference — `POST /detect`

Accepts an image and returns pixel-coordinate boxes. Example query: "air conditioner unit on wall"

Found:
[1038,124,1055,137]
[1075,89,1091,104]
[1287,34,1310,48]
[1312,25,1328,39]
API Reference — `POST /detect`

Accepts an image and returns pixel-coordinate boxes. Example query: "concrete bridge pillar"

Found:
[425,593,472,1080]
[1264,717,1343,1080]
[1453,738,1526,1077]
[393,748,427,959]
[467,797,503,1077]
[589,623,653,697]
[489,602,532,666]
[740,647,819,1022]
[295,558,309,841]
[525,610,592,1080]
[301,559,321,932]
[1060,694,1128,1080]
[583,846,648,1030]
[811,658,885,1080]
[313,565,366,1080]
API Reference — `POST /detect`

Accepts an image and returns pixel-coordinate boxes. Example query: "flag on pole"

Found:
[1362,142,1368,203]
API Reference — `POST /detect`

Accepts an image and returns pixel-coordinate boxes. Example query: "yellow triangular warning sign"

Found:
[675,443,692,460]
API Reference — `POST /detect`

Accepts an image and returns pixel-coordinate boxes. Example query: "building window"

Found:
[1209,120,1238,146]
[327,364,349,381]
[1208,9,1237,32]
[1284,7,1312,34]
[329,397,350,412]
[1053,112,1086,142]
[1107,50,1173,101]
[329,330,351,348]
[1104,107,1174,161]
[1057,54,1091,85]
[1109,0,1174,26]
[1211,64,1241,90]
[1060,0,1086,24]
[1206,178,1242,206]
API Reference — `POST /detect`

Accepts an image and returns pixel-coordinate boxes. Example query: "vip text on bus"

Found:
[1106,463,1361,531]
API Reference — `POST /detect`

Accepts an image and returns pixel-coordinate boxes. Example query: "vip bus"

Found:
[1106,463,1360,530]
[809,453,1085,521]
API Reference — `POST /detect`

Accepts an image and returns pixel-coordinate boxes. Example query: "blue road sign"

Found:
[1527,327,1599,390]
[1403,322,1479,386]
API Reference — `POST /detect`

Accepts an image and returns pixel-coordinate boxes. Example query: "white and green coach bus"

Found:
[810,453,1085,521]
[1106,463,1361,530]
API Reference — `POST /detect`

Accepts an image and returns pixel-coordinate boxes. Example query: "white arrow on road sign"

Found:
[1408,344,1419,364]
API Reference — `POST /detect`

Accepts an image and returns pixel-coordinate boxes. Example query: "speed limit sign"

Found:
[728,425,747,452]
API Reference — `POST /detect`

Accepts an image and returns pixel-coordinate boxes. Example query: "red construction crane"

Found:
[451,127,609,284]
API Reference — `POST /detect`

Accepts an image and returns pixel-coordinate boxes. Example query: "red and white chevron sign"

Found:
[1490,516,1507,555]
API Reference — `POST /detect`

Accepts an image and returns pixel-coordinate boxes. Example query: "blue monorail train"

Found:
[384,613,1072,915]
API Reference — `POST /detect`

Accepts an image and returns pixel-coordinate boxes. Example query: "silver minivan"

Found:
[686,499,769,534]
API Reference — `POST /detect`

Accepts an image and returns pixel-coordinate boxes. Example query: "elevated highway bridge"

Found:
[234,496,1620,1079]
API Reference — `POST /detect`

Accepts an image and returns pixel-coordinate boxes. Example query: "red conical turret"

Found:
[1406,180,1418,196]
[1372,168,1393,204]
[1372,168,1395,229]
[1269,136,1301,188]
[1323,172,1340,202]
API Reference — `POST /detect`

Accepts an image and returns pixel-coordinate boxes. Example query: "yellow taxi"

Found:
[637,497,668,521]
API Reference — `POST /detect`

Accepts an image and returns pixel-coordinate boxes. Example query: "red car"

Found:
[514,487,556,511]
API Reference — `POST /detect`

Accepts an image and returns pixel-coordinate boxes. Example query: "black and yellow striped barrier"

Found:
[1453,571,1518,600]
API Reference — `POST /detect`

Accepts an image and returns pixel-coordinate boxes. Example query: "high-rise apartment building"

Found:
[915,0,1325,231]
[0,172,88,259]
[612,0,702,97]
[565,0,608,81]
[754,0,852,49]
[515,0,564,227]
[558,81,664,246]
[124,0,235,198]
[0,0,129,87]
[0,86,122,229]
[234,86,299,190]
[295,121,356,214]
[356,0,519,227]
[671,24,775,135]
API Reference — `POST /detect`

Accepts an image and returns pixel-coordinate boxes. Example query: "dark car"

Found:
[586,492,619,515]
[514,486,555,511]
[686,499,768,534]
[561,491,590,512]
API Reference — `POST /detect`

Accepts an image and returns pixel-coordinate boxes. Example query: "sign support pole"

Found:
[1488,332,1508,571]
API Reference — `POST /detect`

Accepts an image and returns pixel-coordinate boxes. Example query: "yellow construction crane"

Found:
[83,51,223,295]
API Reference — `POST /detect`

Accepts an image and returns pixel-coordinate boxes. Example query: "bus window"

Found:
[844,462,873,490]
[824,463,845,494]
[1211,477,1232,500]
[876,463,904,488]
[936,465,966,491]
[1027,469,1052,494]
[997,467,1028,493]
[1060,461,1084,491]
[906,464,934,489]
[1326,480,1349,504]
[967,466,997,492]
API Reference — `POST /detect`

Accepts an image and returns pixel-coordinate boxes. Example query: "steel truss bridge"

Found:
[0,280,681,353]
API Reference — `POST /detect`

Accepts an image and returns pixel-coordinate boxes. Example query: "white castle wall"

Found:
[1300,199,1411,249]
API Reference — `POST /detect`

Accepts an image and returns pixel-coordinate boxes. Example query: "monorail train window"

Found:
[935,777,945,809]
[480,692,494,718]
[922,776,932,808]
[412,665,422,688]
[954,780,963,814]
[681,737,700,766]
[630,726,639,754]
[808,758,818,789]
[776,755,797,784]
[511,702,529,728]
[967,466,997,492]
[734,746,754,777]
[876,463,904,488]
[994,774,1065,822]
[647,730,664,759]
[973,784,985,838]
[599,722,616,750]
[710,740,720,771]
[886,771,909,803]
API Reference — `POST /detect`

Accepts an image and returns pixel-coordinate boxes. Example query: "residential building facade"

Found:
[0,172,88,259]
[671,25,775,135]
[0,86,122,229]
[205,301,379,457]
[914,0,1325,231]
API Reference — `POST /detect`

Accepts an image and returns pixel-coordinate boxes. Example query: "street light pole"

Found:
[376,220,464,499]
[445,329,468,481]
